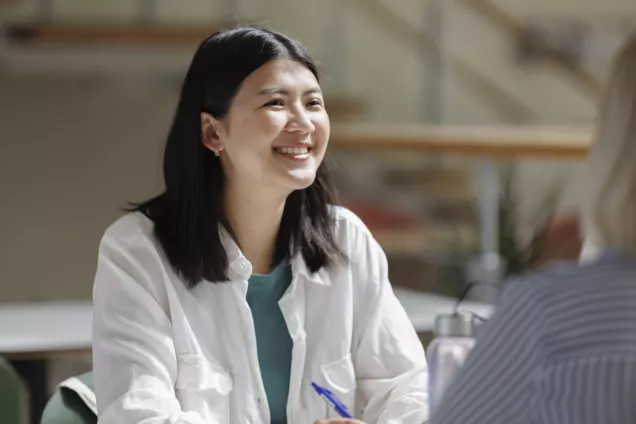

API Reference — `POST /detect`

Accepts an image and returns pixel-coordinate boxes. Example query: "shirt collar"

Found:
[219,226,332,286]
[579,240,631,266]
[579,240,601,265]
[218,226,252,281]
[290,254,332,286]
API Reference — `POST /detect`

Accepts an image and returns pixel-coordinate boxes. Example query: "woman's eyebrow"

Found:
[257,87,322,96]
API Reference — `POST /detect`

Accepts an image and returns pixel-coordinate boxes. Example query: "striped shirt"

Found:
[431,249,636,424]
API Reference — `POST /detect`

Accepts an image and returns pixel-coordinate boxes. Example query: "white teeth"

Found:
[275,147,309,155]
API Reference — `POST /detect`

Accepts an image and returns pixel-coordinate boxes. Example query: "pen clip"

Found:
[311,382,354,419]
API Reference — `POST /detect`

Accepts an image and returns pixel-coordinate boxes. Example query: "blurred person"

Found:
[431,33,636,424]
[91,27,428,424]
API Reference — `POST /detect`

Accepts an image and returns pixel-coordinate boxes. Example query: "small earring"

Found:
[212,148,220,157]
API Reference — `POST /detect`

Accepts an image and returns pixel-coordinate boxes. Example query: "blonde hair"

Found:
[583,33,636,254]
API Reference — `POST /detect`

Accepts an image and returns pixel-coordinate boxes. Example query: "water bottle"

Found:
[427,312,476,416]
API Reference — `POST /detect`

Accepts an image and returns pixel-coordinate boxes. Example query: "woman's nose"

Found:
[287,110,315,134]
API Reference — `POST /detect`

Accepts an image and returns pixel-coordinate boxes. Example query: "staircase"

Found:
[0,0,609,125]
[337,0,601,125]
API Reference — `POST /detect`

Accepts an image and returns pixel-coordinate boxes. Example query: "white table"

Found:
[0,301,93,357]
[0,291,491,354]
[0,301,93,424]
[0,292,491,423]
[0,292,490,353]
[393,287,494,333]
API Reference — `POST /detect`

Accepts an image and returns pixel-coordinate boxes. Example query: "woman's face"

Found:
[202,59,330,197]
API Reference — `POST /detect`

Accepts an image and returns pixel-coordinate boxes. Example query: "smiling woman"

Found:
[134,27,340,283]
[91,26,429,424]
[202,58,330,215]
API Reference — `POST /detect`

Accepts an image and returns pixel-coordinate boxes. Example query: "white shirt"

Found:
[92,206,429,424]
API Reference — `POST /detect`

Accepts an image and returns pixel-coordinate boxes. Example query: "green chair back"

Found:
[0,356,28,424]
[41,372,96,424]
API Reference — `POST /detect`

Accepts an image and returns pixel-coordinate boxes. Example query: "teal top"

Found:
[246,262,293,424]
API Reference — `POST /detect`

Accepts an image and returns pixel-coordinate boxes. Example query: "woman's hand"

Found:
[314,420,367,424]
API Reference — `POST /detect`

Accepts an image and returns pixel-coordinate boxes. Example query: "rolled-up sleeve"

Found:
[92,234,209,424]
[353,236,429,424]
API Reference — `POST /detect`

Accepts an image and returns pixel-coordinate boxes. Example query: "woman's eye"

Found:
[307,99,323,107]
[265,99,285,107]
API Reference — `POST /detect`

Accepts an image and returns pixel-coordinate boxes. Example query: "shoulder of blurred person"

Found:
[493,247,636,354]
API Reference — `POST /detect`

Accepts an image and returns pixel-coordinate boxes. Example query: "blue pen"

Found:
[311,382,354,419]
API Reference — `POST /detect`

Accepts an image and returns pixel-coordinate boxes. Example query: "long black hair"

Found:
[132,27,344,288]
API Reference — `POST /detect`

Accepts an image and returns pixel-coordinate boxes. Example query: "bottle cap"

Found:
[434,312,475,337]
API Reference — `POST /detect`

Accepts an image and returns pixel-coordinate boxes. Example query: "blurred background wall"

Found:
[0,0,632,300]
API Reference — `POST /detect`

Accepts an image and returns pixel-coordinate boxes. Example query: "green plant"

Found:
[435,163,563,295]
[498,163,563,279]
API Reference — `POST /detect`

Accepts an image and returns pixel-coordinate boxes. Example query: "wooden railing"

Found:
[331,124,592,159]
[1,22,367,121]
[330,124,592,257]
[2,23,231,45]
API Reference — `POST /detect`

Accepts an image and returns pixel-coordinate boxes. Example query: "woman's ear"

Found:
[201,112,225,154]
